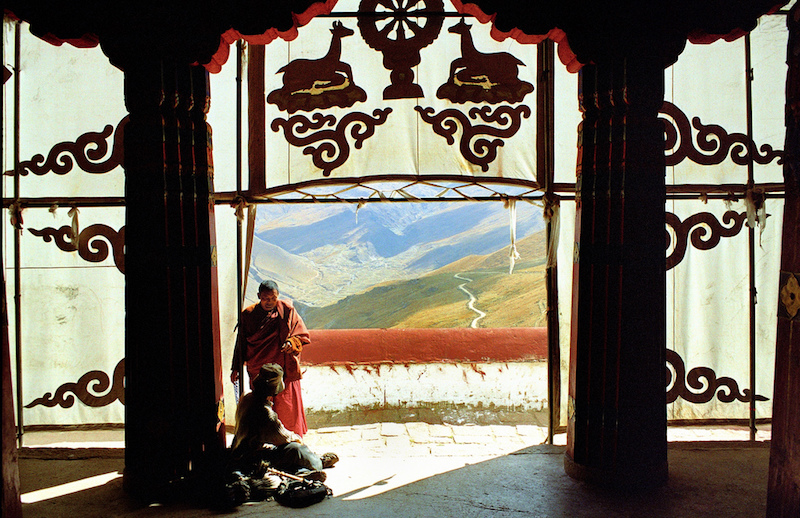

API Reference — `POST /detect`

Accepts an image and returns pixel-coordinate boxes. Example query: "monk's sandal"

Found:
[320,452,339,469]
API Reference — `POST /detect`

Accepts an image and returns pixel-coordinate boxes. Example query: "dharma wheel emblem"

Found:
[358,0,445,99]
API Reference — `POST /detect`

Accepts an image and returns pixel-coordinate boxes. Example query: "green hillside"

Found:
[301,231,549,329]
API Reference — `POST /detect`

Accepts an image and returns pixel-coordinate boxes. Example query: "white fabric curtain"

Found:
[2,7,789,428]
[3,23,127,425]
[661,15,786,421]
[258,0,538,190]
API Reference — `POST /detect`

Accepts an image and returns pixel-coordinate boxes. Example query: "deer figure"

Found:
[277,21,356,95]
[447,18,524,89]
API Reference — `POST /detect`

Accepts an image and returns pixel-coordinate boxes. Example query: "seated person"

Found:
[231,363,337,477]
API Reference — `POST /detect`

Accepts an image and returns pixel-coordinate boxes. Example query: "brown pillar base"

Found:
[2,268,22,518]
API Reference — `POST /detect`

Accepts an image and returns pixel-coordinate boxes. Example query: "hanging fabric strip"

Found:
[242,204,257,305]
[233,196,247,222]
[8,201,23,230]
[505,198,521,274]
[543,194,560,268]
[745,187,767,246]
[355,200,366,224]
[68,206,80,246]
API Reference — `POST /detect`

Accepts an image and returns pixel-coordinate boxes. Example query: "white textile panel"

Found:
[666,199,779,421]
[14,207,125,426]
[664,22,785,188]
[259,0,538,190]
[207,55,244,193]
[215,208,242,419]
[750,14,789,185]
[12,27,126,198]
[556,199,576,428]
[552,64,580,187]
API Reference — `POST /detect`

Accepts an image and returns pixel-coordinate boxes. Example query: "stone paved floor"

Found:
[16,422,774,518]
[16,428,773,518]
[304,422,554,458]
[19,421,770,454]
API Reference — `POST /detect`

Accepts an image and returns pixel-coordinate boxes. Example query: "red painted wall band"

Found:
[302,327,547,366]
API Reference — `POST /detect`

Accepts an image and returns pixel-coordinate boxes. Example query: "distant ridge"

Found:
[246,202,546,308]
[433,230,547,273]
[299,230,549,329]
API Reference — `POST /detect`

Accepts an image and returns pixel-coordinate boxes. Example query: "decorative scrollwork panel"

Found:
[5,117,126,176]
[28,224,126,274]
[416,105,531,172]
[25,359,125,409]
[665,211,747,270]
[660,101,783,167]
[666,349,768,405]
[271,109,393,176]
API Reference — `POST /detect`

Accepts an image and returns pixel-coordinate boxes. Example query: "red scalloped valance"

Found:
[204,0,338,73]
[450,0,787,70]
[450,0,581,72]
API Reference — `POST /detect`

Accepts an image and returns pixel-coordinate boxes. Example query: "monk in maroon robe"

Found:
[232,280,311,436]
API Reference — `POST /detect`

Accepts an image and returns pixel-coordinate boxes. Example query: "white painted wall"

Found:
[300,361,548,413]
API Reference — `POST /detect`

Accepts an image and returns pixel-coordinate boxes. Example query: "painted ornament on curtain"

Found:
[264,8,536,183]
[660,101,783,167]
[437,18,533,105]
[271,109,392,176]
[416,104,531,172]
[29,224,126,274]
[666,350,768,405]
[268,21,391,177]
[416,18,533,172]
[268,21,366,113]
[3,117,126,176]
[25,359,125,409]
[665,211,748,270]
[357,0,445,100]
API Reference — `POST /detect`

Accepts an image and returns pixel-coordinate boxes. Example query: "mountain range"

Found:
[246,201,548,328]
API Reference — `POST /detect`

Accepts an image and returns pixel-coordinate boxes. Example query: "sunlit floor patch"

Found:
[21,471,122,504]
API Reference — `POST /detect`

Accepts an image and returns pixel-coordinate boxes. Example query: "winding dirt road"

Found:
[454,273,486,328]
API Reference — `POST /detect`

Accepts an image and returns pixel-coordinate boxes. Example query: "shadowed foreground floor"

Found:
[18,440,769,518]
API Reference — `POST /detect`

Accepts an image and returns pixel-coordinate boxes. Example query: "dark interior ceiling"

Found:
[4,0,788,71]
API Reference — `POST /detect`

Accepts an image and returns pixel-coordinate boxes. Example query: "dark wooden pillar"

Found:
[768,5,800,515]
[2,268,21,518]
[564,57,668,489]
[247,44,266,194]
[123,59,225,501]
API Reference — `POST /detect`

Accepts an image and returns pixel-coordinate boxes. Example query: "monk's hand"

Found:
[282,337,303,354]
[230,370,239,383]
